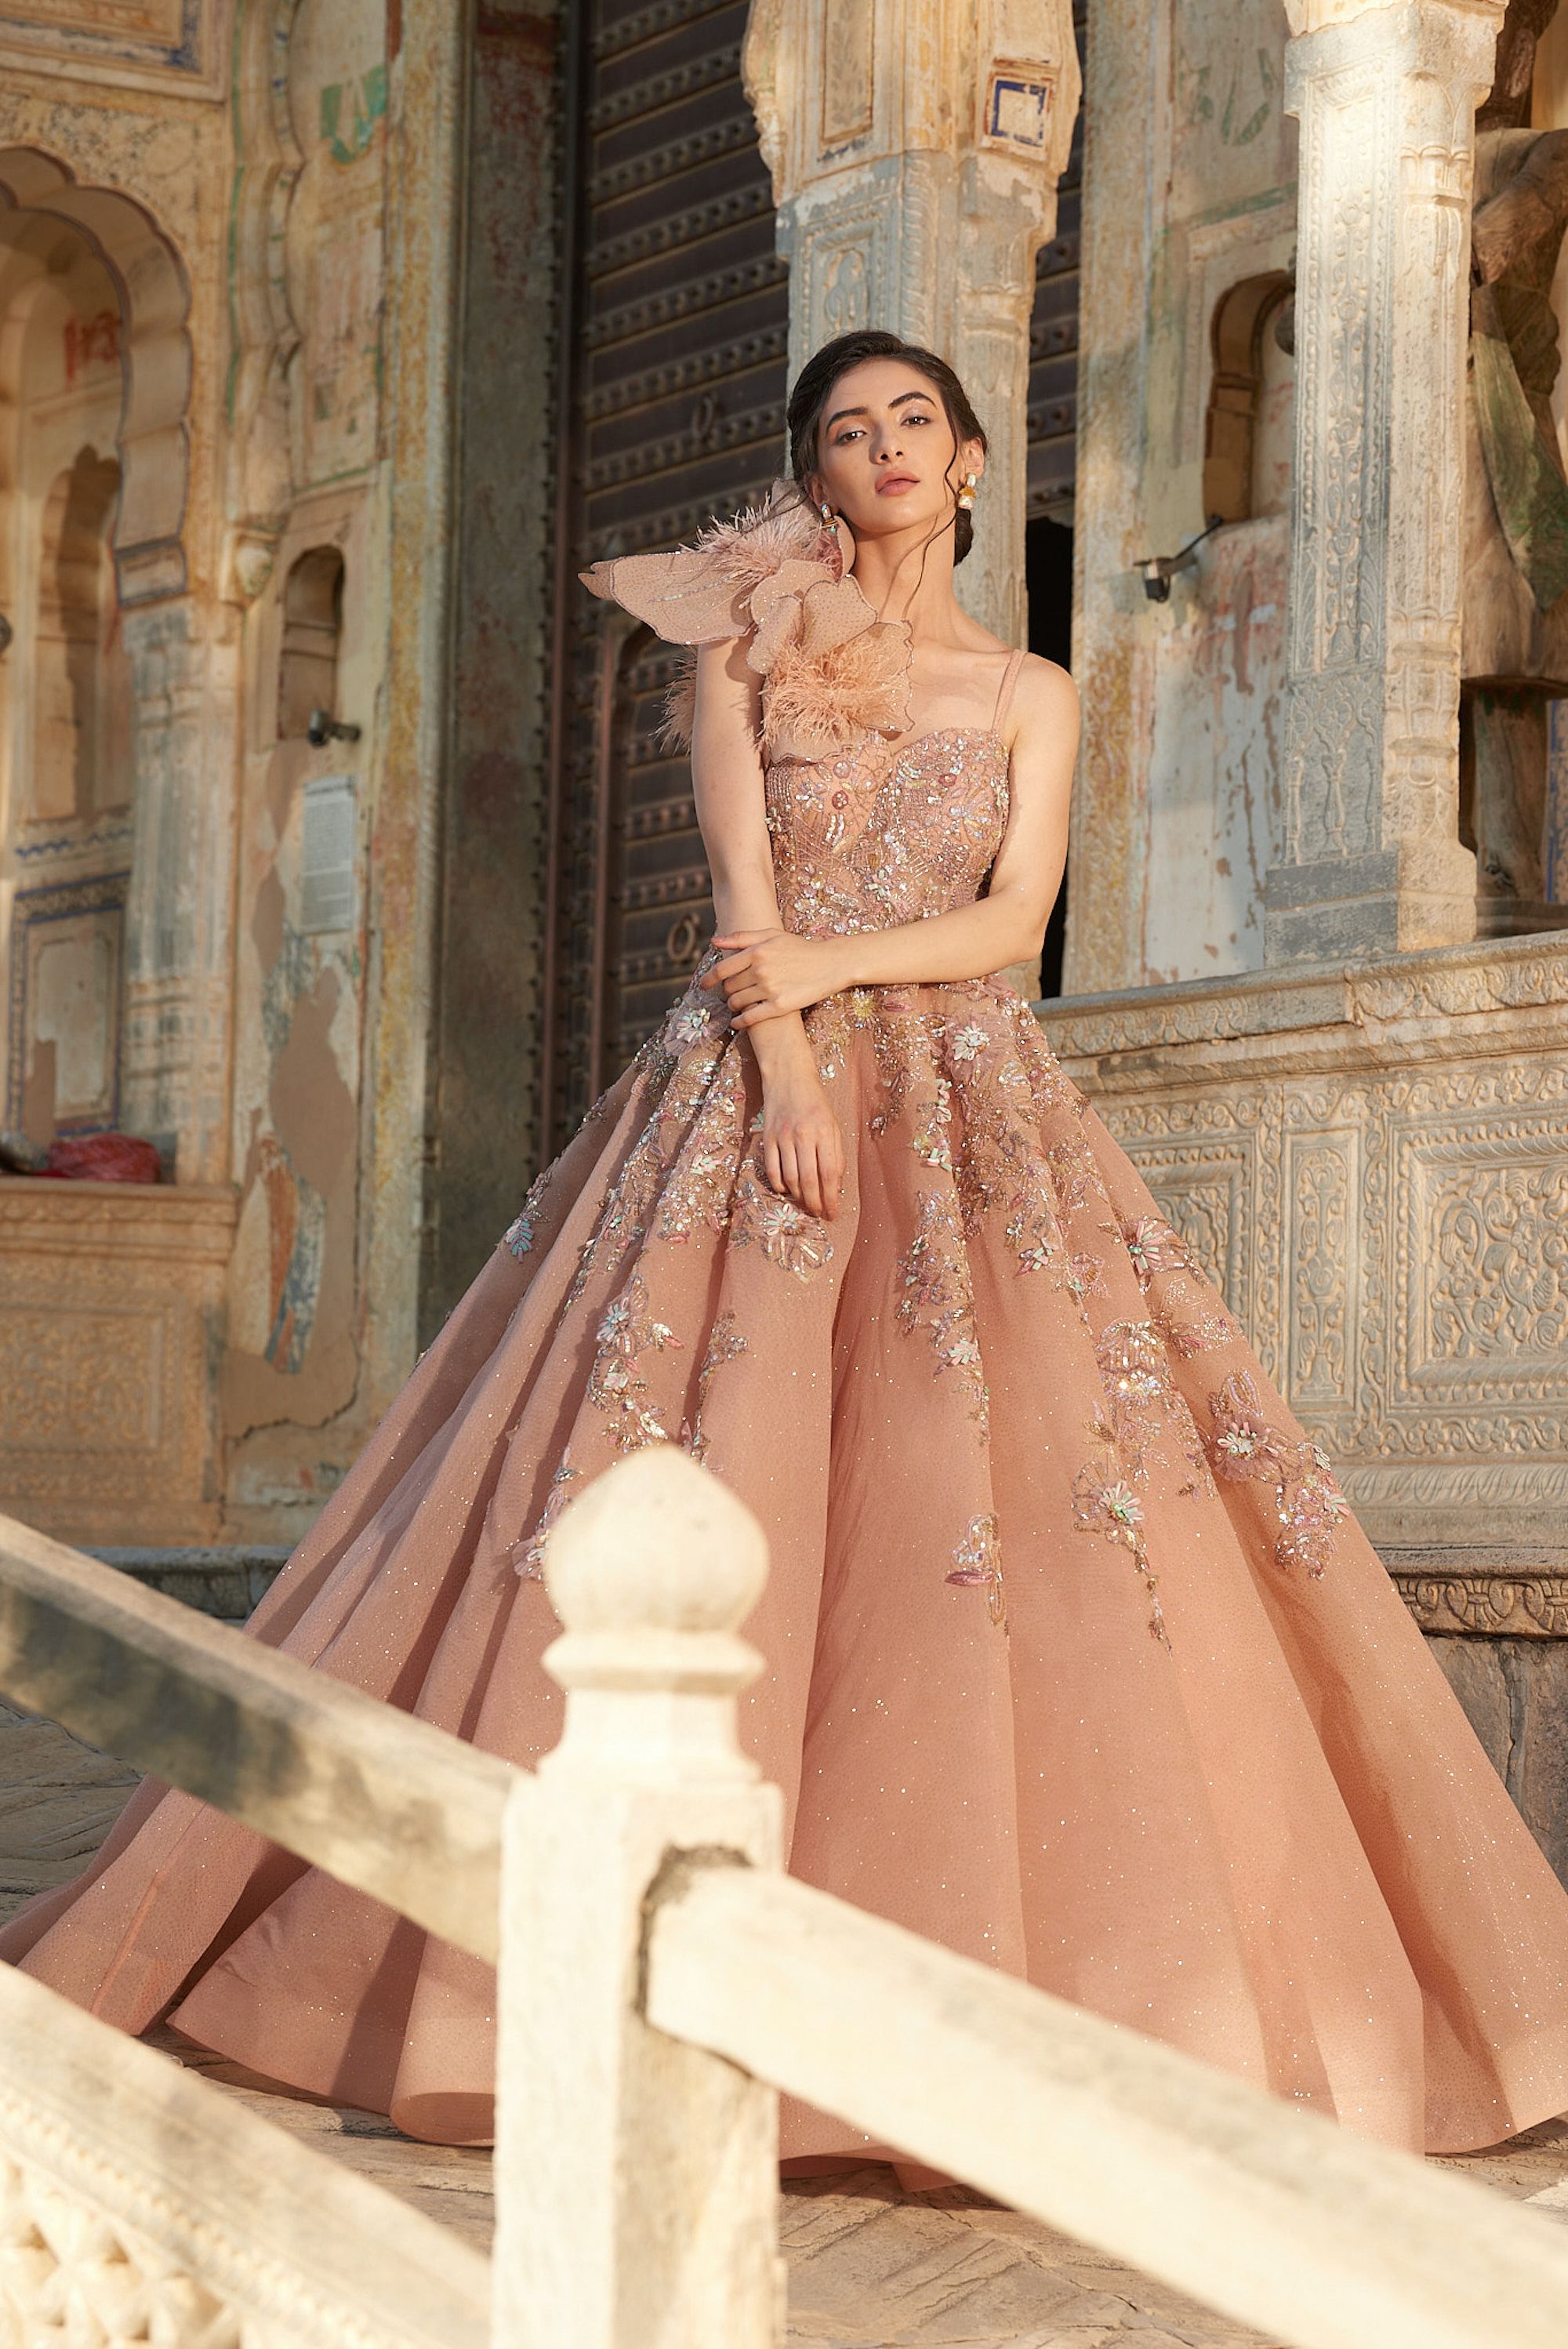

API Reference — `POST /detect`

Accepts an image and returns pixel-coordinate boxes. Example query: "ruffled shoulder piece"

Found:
[580,478,912,762]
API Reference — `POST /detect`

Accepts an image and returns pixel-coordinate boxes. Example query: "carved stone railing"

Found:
[4,1450,1568,2348]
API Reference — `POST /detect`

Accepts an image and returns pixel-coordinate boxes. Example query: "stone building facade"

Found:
[0,0,1565,1858]
[0,1,488,1543]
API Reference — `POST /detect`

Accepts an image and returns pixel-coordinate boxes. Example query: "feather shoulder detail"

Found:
[581,478,913,761]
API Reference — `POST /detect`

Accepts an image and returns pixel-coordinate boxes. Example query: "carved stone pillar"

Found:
[742,0,1080,644]
[119,601,239,1185]
[1266,0,1505,963]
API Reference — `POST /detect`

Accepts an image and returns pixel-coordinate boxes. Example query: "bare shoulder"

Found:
[1008,654,1080,753]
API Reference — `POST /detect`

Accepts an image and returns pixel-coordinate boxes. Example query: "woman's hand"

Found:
[701,928,852,1026]
[757,1062,845,1220]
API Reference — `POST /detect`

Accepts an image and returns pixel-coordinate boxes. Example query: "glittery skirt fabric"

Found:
[5,958,1568,2162]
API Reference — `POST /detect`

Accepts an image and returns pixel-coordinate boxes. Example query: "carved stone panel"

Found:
[1402,1123,1568,1394]
[1283,1124,1359,1410]
[0,0,227,100]
[0,1178,235,1543]
[1040,934,1568,1544]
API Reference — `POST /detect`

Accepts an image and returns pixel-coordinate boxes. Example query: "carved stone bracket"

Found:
[1268,0,1507,961]
[742,0,1080,645]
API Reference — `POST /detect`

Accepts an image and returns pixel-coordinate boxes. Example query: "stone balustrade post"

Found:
[490,1444,784,2349]
[742,0,1080,647]
[1266,0,1506,962]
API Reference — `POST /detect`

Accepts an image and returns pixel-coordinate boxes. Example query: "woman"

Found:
[5,331,1568,2169]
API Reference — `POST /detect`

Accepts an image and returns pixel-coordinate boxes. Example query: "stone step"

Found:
[86,1545,291,1623]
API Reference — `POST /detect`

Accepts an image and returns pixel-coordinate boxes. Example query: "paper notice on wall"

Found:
[301,773,358,934]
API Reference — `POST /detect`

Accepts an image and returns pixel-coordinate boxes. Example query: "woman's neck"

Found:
[848,518,966,644]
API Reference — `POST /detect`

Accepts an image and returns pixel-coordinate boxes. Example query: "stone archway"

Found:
[0,147,191,603]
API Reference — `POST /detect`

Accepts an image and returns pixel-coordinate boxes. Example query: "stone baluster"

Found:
[1266,0,1505,962]
[742,0,1080,648]
[491,1443,784,2349]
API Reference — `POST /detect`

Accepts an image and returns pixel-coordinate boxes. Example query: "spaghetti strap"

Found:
[991,646,1026,735]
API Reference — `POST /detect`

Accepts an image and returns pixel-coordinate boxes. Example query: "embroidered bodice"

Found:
[764,725,1010,938]
[580,480,1019,941]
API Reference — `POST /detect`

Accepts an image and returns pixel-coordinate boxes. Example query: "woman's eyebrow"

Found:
[823,388,937,431]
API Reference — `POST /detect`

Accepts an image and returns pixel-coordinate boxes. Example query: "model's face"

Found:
[807,358,983,538]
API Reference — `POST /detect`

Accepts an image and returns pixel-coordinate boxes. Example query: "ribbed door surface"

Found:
[547,0,788,1138]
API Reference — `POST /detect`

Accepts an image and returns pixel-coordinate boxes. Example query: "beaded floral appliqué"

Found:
[729,1159,836,1281]
[512,1457,583,1581]
[1204,1369,1350,1577]
[679,1311,748,1464]
[946,1511,1007,1629]
[1071,1467,1168,1647]
[587,1272,684,1453]
[897,1189,989,1433]
[505,1164,555,1260]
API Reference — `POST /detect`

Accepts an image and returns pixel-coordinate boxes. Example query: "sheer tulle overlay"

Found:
[6,487,1568,2162]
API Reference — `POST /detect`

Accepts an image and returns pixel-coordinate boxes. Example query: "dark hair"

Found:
[786,329,989,566]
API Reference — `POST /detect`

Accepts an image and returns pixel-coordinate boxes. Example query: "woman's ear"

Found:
[960,437,986,487]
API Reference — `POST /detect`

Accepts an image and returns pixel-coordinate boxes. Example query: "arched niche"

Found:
[278,546,345,739]
[32,446,129,826]
[0,147,191,604]
[1203,271,1295,528]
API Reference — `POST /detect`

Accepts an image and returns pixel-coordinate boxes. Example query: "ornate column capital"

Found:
[1266,0,1507,963]
[742,0,1080,643]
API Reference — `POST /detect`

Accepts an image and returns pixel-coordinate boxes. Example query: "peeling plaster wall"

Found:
[1144,515,1287,980]
[220,0,395,1538]
[1069,0,1297,993]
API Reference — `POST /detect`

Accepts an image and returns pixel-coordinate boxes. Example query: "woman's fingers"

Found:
[764,1135,784,1197]
[704,949,757,988]
[822,1135,843,1220]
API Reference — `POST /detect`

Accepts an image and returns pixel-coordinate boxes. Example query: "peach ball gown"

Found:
[6,486,1568,2164]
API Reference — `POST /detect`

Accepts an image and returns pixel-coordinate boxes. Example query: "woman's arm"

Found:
[690,639,846,1218]
[708,658,1080,1023]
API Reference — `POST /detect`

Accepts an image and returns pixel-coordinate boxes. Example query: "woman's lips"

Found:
[876,474,919,494]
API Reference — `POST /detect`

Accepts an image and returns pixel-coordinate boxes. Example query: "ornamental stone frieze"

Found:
[742,0,1080,645]
[1268,0,1508,961]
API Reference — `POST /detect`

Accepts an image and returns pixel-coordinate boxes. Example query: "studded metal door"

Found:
[545,0,1086,1148]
